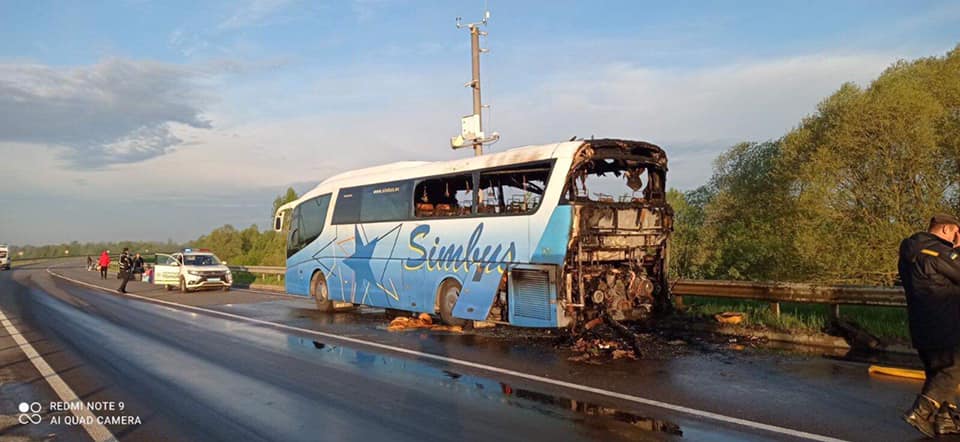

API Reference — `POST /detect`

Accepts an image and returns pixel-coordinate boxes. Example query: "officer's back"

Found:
[899,227,960,351]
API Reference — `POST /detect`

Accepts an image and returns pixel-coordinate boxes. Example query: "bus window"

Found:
[477,162,552,215]
[333,181,412,224]
[362,181,412,221]
[299,194,331,247]
[414,174,474,218]
[568,157,662,203]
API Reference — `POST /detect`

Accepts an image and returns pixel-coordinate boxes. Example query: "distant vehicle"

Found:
[274,139,673,328]
[152,249,232,293]
[0,245,9,270]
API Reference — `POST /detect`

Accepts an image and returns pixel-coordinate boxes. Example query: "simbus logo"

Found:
[403,223,516,278]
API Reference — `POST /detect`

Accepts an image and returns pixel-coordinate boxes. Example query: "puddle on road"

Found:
[286,336,682,438]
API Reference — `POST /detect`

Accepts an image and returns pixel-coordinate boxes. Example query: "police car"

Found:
[0,245,10,270]
[153,249,232,292]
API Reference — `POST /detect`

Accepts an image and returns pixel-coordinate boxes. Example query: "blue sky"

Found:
[1,0,958,244]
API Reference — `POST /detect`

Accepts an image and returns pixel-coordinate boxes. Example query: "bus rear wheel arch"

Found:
[437,278,468,327]
[310,271,334,312]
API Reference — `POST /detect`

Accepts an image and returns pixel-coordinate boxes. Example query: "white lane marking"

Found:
[0,308,117,442]
[48,268,845,442]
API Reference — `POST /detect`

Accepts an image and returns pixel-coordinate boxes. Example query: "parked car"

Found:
[153,249,232,292]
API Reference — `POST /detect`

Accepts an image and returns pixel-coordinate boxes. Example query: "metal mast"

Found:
[451,10,499,156]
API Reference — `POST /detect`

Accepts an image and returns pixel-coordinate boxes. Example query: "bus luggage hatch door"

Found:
[507,265,557,327]
[452,267,503,321]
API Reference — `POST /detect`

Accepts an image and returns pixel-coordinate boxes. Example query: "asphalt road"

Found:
[0,261,939,441]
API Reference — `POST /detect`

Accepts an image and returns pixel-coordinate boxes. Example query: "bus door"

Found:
[153,254,181,286]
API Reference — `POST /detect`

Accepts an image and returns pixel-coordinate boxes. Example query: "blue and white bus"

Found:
[274,139,673,328]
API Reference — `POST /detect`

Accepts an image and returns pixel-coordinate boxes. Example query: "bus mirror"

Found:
[274,213,284,232]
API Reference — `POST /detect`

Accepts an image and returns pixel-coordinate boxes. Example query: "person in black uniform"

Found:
[117,248,133,294]
[900,213,960,437]
[132,253,144,281]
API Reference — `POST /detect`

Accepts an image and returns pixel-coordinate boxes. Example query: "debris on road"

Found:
[567,337,637,363]
[387,313,464,333]
[827,318,887,351]
[714,312,744,325]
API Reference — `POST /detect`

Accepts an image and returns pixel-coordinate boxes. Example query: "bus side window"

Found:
[478,162,551,215]
[414,174,473,218]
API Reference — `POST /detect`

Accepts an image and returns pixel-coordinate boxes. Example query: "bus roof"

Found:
[281,139,664,212]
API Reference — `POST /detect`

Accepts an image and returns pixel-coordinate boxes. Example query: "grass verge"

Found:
[681,296,909,342]
[231,271,284,287]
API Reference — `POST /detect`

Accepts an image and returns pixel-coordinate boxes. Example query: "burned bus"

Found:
[274,139,673,327]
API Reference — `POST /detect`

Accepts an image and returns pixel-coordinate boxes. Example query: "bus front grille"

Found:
[512,269,551,321]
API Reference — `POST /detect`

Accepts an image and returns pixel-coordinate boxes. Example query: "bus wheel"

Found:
[438,280,468,327]
[165,285,172,291]
[311,272,334,312]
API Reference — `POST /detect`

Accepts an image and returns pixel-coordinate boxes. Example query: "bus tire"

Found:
[311,271,334,312]
[165,285,173,291]
[438,279,468,327]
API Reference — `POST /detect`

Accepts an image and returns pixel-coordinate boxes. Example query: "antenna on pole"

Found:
[450,7,499,156]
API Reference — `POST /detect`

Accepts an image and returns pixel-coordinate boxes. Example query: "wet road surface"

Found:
[0,261,936,441]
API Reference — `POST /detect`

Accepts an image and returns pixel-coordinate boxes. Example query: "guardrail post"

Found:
[830,304,840,320]
[770,302,781,318]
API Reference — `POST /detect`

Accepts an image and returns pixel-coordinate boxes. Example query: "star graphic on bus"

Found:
[343,226,381,292]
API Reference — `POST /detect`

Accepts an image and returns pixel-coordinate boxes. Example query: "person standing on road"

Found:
[132,253,144,281]
[98,250,110,279]
[118,248,133,293]
[900,213,960,437]
[86,255,93,271]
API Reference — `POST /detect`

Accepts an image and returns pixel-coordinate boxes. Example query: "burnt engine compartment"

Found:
[564,139,673,324]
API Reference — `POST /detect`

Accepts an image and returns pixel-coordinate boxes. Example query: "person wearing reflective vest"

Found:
[900,213,960,437]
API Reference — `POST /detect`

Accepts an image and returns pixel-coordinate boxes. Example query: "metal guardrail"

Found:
[671,279,906,307]
[226,266,907,314]
[229,265,285,275]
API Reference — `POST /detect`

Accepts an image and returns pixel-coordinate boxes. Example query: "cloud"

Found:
[0,58,212,167]
[219,0,297,30]
[0,49,911,244]
[495,53,898,146]
[485,52,901,190]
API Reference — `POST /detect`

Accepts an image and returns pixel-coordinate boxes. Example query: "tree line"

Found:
[11,188,300,267]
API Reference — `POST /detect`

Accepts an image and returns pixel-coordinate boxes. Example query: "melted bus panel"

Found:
[563,139,673,324]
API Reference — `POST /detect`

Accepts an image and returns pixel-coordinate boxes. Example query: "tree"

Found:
[273,187,299,217]
[669,45,960,285]
[666,188,710,278]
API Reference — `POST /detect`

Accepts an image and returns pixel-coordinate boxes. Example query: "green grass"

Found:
[682,296,910,342]
[231,271,285,287]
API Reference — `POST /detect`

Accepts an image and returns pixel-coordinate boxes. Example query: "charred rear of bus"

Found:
[563,139,673,325]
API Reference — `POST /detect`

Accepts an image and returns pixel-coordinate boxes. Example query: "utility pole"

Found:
[451,10,499,156]
[469,24,483,156]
